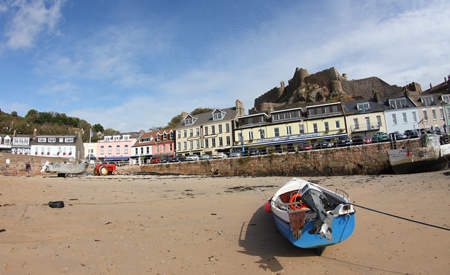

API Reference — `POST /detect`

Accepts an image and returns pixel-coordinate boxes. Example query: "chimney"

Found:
[181,111,188,119]
[374,91,382,103]
[33,129,37,139]
[235,99,244,116]
[13,129,16,137]
[430,83,433,89]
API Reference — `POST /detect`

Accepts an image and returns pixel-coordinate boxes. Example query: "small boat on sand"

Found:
[387,134,450,174]
[40,160,89,177]
[266,178,355,255]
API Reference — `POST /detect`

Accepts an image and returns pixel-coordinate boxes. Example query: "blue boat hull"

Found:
[273,212,355,249]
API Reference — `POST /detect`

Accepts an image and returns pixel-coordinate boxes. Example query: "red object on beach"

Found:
[264,200,272,213]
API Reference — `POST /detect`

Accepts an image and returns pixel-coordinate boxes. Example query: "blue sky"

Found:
[1,0,449,133]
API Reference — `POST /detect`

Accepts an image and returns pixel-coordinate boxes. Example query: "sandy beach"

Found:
[1,171,449,274]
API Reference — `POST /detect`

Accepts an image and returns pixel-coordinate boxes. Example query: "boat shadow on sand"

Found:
[238,206,317,272]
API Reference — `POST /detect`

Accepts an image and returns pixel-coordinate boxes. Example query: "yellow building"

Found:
[175,100,245,156]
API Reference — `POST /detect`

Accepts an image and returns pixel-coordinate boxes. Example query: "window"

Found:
[48,138,56,142]
[163,133,167,140]
[178,142,181,150]
[213,112,224,120]
[290,111,295,118]
[286,126,292,135]
[335,120,340,129]
[226,136,230,146]
[295,111,301,117]
[440,109,444,120]
[365,117,370,130]
[274,128,280,137]
[108,145,112,154]
[134,148,138,155]
[114,136,120,142]
[204,127,208,135]
[183,130,187,138]
[313,123,318,133]
[212,126,215,135]
[432,109,437,120]
[65,138,74,143]
[333,106,338,112]
[178,131,181,138]
[205,139,209,148]
[219,137,223,147]
[125,145,128,154]
[123,136,129,141]
[260,116,264,122]
[423,110,428,121]
[156,134,160,141]
[141,147,144,154]
[218,124,222,134]
[442,95,450,103]
[412,112,417,122]
[156,145,159,153]
[357,103,370,112]
[238,133,242,143]
[377,116,382,126]
[185,117,194,125]
[101,146,105,155]
[325,107,330,113]
[116,145,120,154]
[392,114,397,125]
[183,142,187,150]
[163,144,166,151]
[354,118,359,129]
[38,138,46,142]
[260,129,265,139]
[196,140,200,149]
[249,131,254,140]
[389,98,407,109]
[316,108,323,114]
[421,97,434,106]
[273,114,278,121]
[309,109,315,116]
[170,132,173,139]
[170,144,173,151]
[196,128,200,136]
[146,147,149,154]
[248,117,253,124]
[190,129,193,137]
[211,138,216,147]
[324,122,329,132]
[402,113,407,123]
[299,124,304,134]
[190,141,193,150]
[226,123,230,133]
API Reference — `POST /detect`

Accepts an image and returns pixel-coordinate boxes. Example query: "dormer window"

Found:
[105,136,112,142]
[38,138,46,142]
[357,102,370,112]
[163,133,167,140]
[113,136,121,142]
[421,97,434,106]
[48,138,56,143]
[441,95,450,103]
[156,134,160,141]
[123,135,130,141]
[65,138,74,143]
[185,114,197,126]
[388,98,407,109]
[212,109,226,121]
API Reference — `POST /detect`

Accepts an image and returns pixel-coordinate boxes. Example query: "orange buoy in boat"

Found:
[264,200,272,213]
[289,193,308,210]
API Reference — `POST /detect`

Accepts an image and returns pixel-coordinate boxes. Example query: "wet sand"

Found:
[1,171,449,274]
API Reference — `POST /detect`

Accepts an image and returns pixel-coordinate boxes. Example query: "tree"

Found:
[191,108,213,115]
[11,111,18,117]
[104,128,119,135]
[93,124,104,132]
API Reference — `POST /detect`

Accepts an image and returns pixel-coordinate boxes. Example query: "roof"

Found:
[132,128,174,147]
[175,107,239,129]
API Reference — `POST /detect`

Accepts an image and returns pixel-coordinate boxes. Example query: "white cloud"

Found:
[3,0,67,50]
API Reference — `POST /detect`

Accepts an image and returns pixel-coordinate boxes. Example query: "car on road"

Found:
[212,152,227,159]
[229,149,243,158]
[389,131,407,140]
[404,130,419,138]
[371,132,390,143]
[169,156,184,162]
[335,136,353,146]
[150,156,160,164]
[248,148,260,156]
[186,154,199,161]
[297,141,313,151]
[200,154,211,160]
[159,156,170,163]
[313,140,333,149]
[352,135,372,145]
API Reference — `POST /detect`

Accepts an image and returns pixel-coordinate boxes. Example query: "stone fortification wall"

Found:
[137,140,420,177]
[0,153,68,176]
[341,77,403,99]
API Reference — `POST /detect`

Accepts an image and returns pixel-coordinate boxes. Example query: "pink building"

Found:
[131,129,175,165]
[96,132,140,164]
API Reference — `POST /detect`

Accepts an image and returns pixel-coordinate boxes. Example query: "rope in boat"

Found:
[350,203,450,232]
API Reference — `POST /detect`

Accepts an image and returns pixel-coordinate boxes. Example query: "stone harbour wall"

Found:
[136,140,421,177]
[0,153,68,176]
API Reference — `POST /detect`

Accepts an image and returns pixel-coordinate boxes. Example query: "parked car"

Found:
[230,149,243,158]
[200,154,211,160]
[335,136,353,147]
[212,152,227,159]
[389,131,407,140]
[419,128,433,136]
[313,140,333,149]
[297,141,313,151]
[159,156,170,163]
[352,135,372,145]
[169,155,184,162]
[150,156,160,164]
[371,132,390,143]
[185,154,199,161]
[404,130,419,139]
[248,148,260,156]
